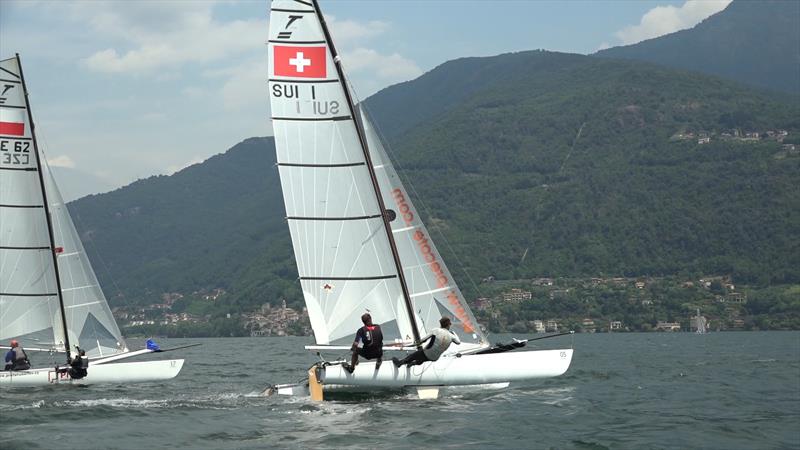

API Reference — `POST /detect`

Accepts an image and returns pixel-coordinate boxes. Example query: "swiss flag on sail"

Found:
[273,46,327,78]
[0,108,25,136]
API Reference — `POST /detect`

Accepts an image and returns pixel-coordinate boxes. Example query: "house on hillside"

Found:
[654,321,681,332]
[503,288,532,303]
[474,297,493,311]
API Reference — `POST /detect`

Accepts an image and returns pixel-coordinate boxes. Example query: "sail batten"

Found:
[278,162,365,167]
[287,214,383,221]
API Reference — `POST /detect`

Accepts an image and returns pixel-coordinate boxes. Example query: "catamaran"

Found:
[0,54,188,387]
[266,0,573,400]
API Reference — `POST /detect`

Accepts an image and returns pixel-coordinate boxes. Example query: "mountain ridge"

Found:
[595,0,800,94]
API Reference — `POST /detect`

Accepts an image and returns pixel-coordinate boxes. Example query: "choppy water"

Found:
[1,332,798,449]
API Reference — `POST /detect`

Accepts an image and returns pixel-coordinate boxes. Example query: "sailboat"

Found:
[0,54,187,387]
[266,0,573,399]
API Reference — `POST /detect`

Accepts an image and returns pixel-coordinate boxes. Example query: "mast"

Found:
[15,53,72,362]
[311,0,421,345]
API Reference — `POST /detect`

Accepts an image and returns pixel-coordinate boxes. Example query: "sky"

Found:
[0,0,731,201]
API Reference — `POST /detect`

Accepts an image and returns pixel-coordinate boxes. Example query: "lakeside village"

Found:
[671,128,798,157]
[116,275,797,338]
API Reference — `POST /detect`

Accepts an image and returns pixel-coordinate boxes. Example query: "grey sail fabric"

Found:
[268,0,416,345]
[0,55,126,358]
[42,156,126,357]
[359,107,487,347]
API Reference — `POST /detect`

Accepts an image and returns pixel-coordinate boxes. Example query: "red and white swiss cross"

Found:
[273,46,327,78]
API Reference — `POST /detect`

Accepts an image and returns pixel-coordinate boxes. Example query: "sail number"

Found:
[271,83,340,116]
[0,139,31,166]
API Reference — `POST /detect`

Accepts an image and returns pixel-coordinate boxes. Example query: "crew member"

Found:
[4,340,31,371]
[393,317,460,367]
[68,349,89,379]
[344,313,383,373]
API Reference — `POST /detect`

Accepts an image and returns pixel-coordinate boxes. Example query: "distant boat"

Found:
[266,0,573,400]
[0,54,189,387]
[694,308,708,334]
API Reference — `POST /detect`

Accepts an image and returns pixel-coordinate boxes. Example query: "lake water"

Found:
[1,332,798,449]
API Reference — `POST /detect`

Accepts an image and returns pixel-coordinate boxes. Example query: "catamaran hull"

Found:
[322,348,572,388]
[0,359,184,387]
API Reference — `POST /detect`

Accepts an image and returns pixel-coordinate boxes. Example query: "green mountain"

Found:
[69,138,300,311]
[595,0,800,94]
[69,51,800,320]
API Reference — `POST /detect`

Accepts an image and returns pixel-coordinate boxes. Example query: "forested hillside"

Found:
[69,51,799,328]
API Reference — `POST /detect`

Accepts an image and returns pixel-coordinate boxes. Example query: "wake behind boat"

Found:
[266,0,573,400]
[0,54,189,387]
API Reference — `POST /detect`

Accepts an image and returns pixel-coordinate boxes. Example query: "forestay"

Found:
[268,0,417,346]
[0,56,127,358]
[359,107,487,347]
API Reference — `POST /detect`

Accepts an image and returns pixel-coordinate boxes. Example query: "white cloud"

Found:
[47,155,76,168]
[615,0,732,45]
[166,156,206,175]
[79,2,266,74]
[181,86,205,99]
[221,58,269,112]
[342,48,422,95]
[313,15,422,97]
[325,15,390,45]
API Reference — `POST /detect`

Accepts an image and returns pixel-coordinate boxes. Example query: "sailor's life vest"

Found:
[9,347,31,371]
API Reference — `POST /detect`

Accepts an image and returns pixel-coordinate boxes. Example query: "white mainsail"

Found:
[359,107,486,346]
[0,55,126,359]
[268,0,417,346]
[268,0,486,349]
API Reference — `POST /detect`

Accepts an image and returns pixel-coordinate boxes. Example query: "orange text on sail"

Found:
[392,188,475,333]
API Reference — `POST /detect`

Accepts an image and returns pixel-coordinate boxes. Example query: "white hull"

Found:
[322,348,572,388]
[0,359,184,387]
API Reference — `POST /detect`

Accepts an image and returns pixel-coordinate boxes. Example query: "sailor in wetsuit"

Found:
[3,340,31,371]
[393,317,461,367]
[68,349,89,379]
[344,313,383,373]
[5,339,31,370]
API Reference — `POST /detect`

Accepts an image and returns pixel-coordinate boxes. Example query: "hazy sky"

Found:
[0,0,731,200]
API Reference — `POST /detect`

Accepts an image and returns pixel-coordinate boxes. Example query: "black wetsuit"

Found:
[354,325,383,359]
[68,355,89,379]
